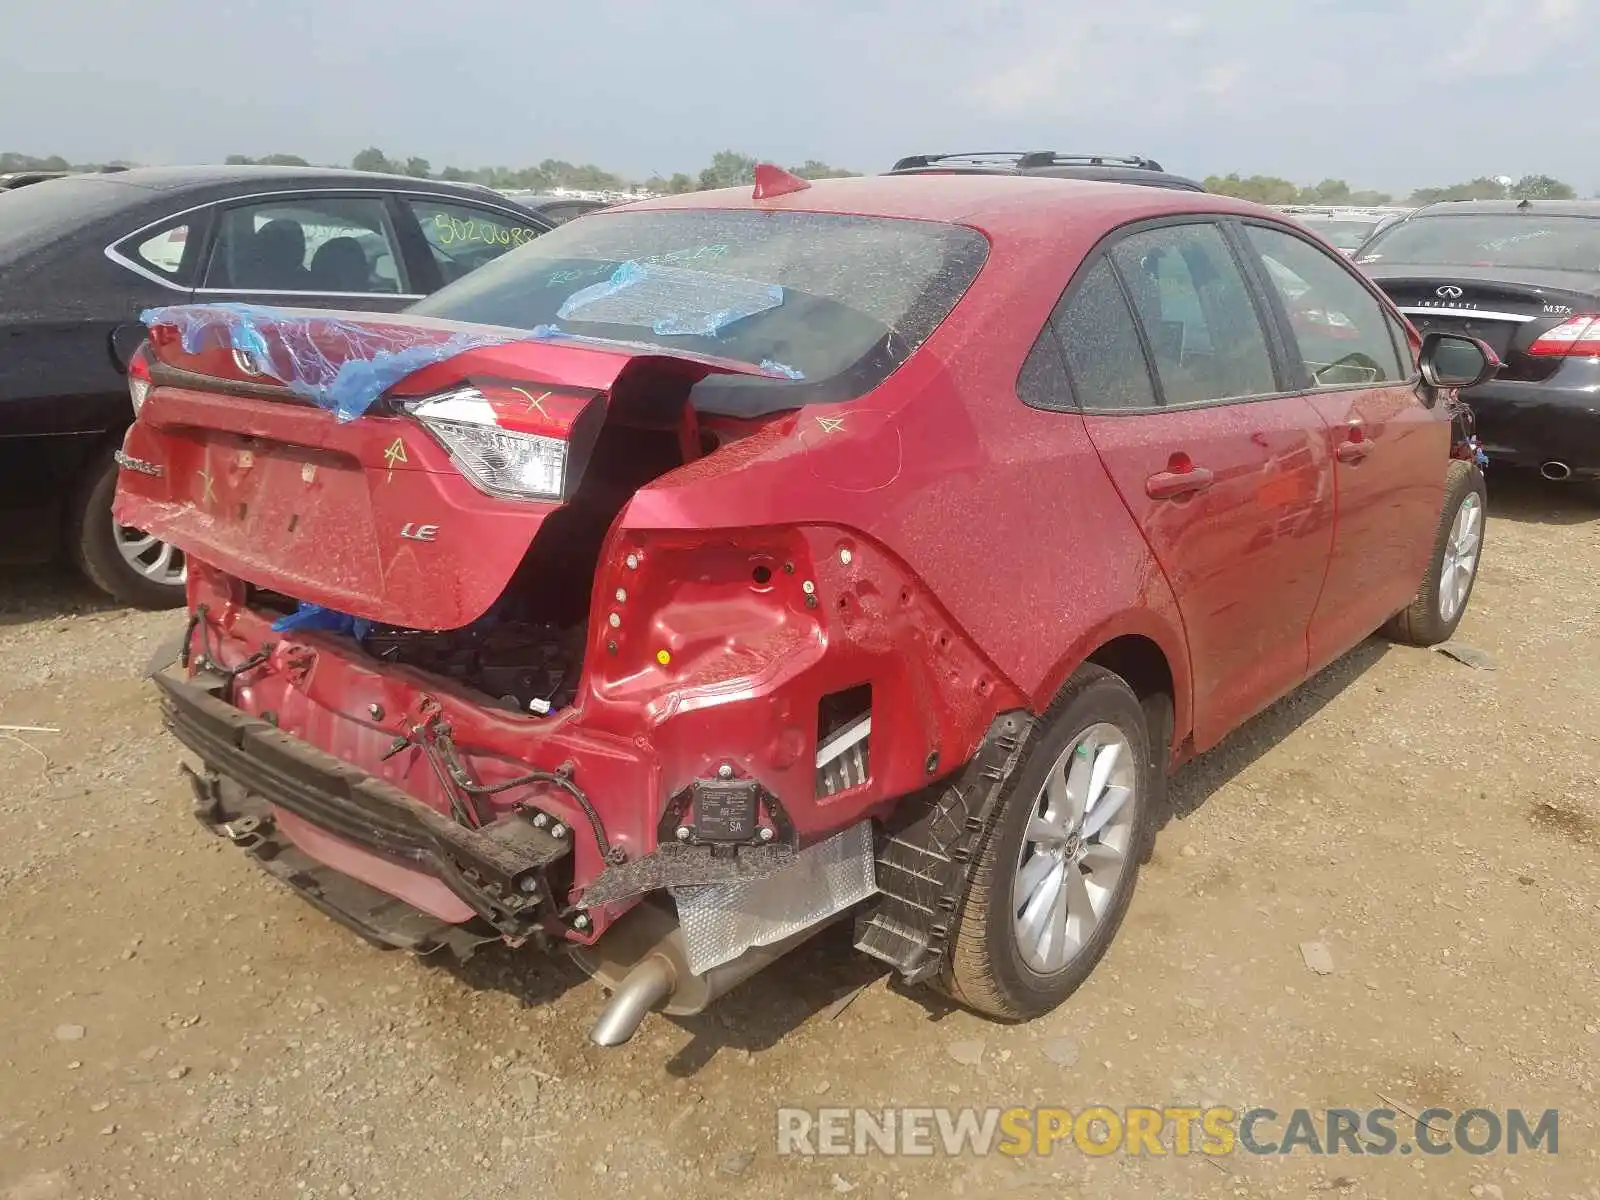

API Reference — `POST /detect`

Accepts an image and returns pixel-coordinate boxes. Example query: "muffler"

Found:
[572,899,839,1045]
[572,819,878,1045]
[1541,461,1573,481]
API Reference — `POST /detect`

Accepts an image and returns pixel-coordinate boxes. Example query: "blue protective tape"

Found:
[141,301,804,421]
[555,261,784,337]
[270,602,373,640]
[140,303,516,421]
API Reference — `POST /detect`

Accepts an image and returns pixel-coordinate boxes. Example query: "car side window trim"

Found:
[103,186,548,297]
[1055,215,1294,416]
[106,207,216,292]
[1231,216,1423,391]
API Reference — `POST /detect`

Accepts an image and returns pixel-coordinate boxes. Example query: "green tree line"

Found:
[1203,172,1581,206]
[2,147,857,193]
[5,150,1584,204]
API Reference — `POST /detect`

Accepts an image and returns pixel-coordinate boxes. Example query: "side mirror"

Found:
[1419,331,1500,390]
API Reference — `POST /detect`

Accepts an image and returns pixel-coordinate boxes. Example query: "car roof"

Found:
[1408,199,1600,217]
[613,173,1260,237]
[37,164,509,200]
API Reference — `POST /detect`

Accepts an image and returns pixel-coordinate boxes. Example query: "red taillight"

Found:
[128,344,153,414]
[1529,315,1600,357]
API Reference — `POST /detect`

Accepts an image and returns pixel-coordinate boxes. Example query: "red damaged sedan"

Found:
[116,167,1494,1044]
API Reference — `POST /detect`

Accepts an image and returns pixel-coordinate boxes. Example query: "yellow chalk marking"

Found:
[383,437,408,483]
[815,415,845,434]
[656,650,671,666]
[512,386,553,419]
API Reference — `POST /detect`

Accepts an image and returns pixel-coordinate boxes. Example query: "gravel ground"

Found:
[2,471,1598,1200]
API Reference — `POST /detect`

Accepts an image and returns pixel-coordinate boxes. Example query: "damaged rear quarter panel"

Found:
[601,243,1192,801]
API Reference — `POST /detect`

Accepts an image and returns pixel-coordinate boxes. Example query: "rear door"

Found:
[1063,219,1336,749]
[1241,221,1450,672]
[195,191,421,311]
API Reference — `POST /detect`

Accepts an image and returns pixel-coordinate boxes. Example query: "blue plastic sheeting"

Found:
[759,359,805,380]
[271,602,373,640]
[555,261,784,337]
[140,303,517,422]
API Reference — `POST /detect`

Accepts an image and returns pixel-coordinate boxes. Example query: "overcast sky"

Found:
[2,0,1596,193]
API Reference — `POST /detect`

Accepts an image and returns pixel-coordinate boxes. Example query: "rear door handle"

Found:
[1145,466,1215,499]
[1336,442,1371,464]
[1337,425,1371,464]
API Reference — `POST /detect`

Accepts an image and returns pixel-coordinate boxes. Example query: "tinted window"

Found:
[407,198,545,285]
[1054,258,1156,410]
[203,195,406,294]
[410,209,988,403]
[132,222,192,280]
[1246,225,1406,386]
[1357,213,1600,271]
[1109,223,1276,406]
[1016,328,1074,412]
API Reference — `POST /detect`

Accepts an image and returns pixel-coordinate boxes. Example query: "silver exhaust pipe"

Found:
[1541,461,1573,481]
[572,900,840,1046]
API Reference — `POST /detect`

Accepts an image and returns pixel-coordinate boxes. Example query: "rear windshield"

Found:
[1294,217,1382,251]
[408,208,989,411]
[1357,213,1600,271]
[0,175,145,267]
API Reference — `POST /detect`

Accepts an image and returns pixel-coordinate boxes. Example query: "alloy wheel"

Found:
[1438,492,1482,623]
[1011,722,1138,974]
[113,521,186,588]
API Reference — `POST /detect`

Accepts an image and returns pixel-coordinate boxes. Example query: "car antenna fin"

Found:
[752,163,812,200]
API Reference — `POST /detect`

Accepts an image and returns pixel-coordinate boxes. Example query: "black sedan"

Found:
[0,165,554,606]
[1356,200,1600,484]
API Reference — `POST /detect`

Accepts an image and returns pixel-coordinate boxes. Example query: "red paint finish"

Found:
[1084,398,1335,750]
[1304,384,1448,674]
[115,175,1461,939]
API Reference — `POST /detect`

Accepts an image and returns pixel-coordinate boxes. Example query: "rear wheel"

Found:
[68,449,187,609]
[1384,459,1485,647]
[940,665,1155,1020]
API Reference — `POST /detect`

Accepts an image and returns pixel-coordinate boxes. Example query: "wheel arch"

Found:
[1035,615,1192,769]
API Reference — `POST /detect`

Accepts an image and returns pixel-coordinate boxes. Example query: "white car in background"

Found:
[1276,205,1411,257]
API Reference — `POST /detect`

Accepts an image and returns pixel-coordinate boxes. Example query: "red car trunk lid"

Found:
[116,307,784,630]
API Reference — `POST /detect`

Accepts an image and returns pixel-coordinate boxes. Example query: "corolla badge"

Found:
[1436,285,1464,300]
[113,449,163,477]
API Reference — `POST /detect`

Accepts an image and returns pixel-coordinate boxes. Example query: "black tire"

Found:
[939,665,1157,1021]
[67,449,187,610]
[1383,459,1486,647]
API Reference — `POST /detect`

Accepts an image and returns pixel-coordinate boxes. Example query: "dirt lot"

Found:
[2,471,1598,1200]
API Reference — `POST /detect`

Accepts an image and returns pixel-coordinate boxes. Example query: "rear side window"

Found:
[406,198,545,286]
[1245,225,1406,387]
[1108,224,1276,407]
[1053,258,1157,411]
[203,195,407,294]
[132,222,192,279]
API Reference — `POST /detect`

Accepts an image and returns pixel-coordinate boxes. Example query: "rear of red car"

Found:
[116,202,1006,1019]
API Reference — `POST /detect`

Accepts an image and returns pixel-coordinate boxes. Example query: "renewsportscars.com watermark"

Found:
[777,1106,1559,1159]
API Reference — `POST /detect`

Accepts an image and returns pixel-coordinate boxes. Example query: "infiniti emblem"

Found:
[232,347,264,376]
[1436,285,1464,300]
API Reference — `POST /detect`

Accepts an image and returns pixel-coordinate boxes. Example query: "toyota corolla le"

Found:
[116,168,1495,1044]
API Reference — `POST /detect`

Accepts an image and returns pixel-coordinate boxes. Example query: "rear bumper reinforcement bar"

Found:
[156,670,570,941]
